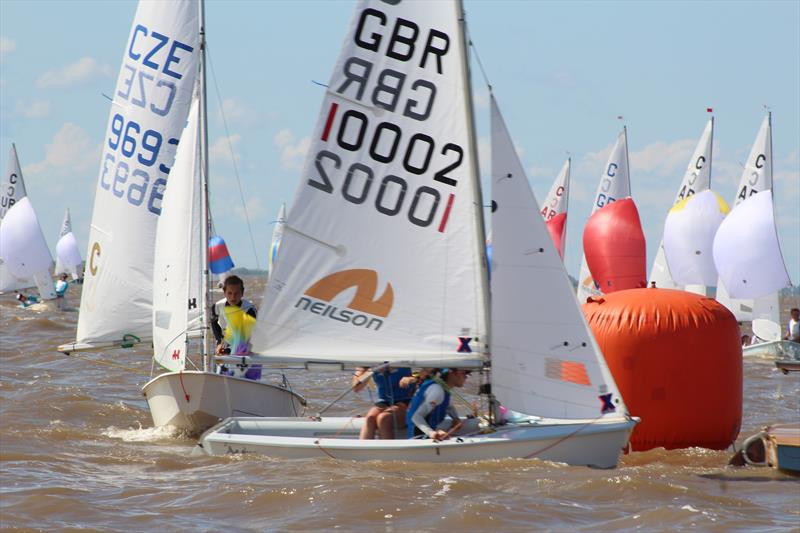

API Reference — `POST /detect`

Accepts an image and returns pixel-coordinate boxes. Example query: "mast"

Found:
[199,0,212,371]
[623,125,631,196]
[456,0,491,358]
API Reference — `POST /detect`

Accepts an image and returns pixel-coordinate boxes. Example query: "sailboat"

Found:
[267,202,286,278]
[576,128,631,302]
[197,0,636,466]
[54,208,83,280]
[57,0,303,432]
[540,159,570,260]
[0,144,57,303]
[649,116,714,294]
[714,113,794,357]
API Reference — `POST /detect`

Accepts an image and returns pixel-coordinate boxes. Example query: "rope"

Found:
[205,42,261,269]
[178,371,191,402]
[522,417,601,459]
[120,334,141,349]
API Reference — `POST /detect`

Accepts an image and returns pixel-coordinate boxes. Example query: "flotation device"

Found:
[583,288,742,451]
[208,235,234,274]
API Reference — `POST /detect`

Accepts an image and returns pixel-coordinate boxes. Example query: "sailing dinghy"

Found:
[198,0,636,466]
[540,159,570,260]
[576,128,631,302]
[649,116,714,294]
[54,208,83,280]
[58,0,303,432]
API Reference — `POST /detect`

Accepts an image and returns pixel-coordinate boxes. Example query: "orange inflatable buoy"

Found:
[583,288,742,451]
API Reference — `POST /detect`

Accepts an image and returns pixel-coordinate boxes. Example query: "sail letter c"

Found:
[606,163,617,177]
[89,242,101,276]
[755,154,765,169]
[695,155,705,170]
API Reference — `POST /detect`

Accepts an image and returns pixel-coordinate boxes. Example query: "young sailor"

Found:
[55,273,69,298]
[406,368,470,440]
[786,308,800,343]
[352,366,414,440]
[211,275,260,379]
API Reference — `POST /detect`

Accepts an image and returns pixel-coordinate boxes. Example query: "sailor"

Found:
[786,308,800,343]
[55,273,69,298]
[14,291,39,307]
[211,275,260,379]
[352,366,414,439]
[406,368,469,440]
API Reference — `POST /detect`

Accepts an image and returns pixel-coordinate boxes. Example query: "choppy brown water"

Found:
[2,278,799,531]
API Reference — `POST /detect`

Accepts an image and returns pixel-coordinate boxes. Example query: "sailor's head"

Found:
[59,273,68,281]
[440,368,470,387]
[791,308,800,320]
[223,275,245,306]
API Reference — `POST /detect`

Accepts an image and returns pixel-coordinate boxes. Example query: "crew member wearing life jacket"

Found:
[211,275,260,379]
[55,273,69,298]
[406,368,469,440]
[353,366,414,440]
[786,307,800,343]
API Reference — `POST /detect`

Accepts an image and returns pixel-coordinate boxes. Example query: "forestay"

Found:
[251,0,488,367]
[152,97,202,372]
[540,159,570,260]
[0,144,33,293]
[490,97,626,419]
[715,115,774,321]
[663,190,728,287]
[576,129,630,302]
[713,190,790,300]
[76,0,199,344]
[54,209,83,279]
[650,117,714,290]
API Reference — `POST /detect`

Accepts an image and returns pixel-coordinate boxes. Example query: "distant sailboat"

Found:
[54,208,83,280]
[267,202,286,279]
[540,158,570,260]
[576,128,631,301]
[0,144,56,302]
[650,116,714,293]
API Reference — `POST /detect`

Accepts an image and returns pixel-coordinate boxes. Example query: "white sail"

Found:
[716,114,774,321]
[153,97,201,372]
[267,202,286,279]
[0,144,34,293]
[54,209,83,279]
[0,197,54,281]
[662,190,728,286]
[713,190,790,299]
[576,128,630,302]
[490,96,626,419]
[251,0,488,367]
[540,158,570,260]
[650,117,714,291]
[76,1,200,344]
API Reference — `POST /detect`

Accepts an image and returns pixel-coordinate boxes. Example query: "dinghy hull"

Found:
[197,415,637,468]
[742,340,800,360]
[142,371,306,434]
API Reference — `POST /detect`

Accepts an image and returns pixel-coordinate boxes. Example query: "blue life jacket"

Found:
[373,367,413,405]
[406,378,450,438]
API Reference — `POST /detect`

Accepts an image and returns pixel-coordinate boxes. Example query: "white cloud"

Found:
[630,139,695,176]
[15,99,51,119]
[0,36,16,62]
[36,57,111,89]
[209,134,241,163]
[24,123,99,181]
[274,129,310,171]
[235,196,266,222]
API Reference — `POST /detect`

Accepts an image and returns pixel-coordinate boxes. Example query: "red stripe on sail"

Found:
[321,103,338,141]
[438,193,455,233]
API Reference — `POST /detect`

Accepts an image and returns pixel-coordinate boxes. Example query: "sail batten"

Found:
[251,0,487,365]
[490,96,626,419]
[76,1,200,344]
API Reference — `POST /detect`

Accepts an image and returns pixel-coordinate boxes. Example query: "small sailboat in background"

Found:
[54,208,83,280]
[650,114,714,294]
[0,143,57,304]
[540,159,570,260]
[576,127,632,301]
[198,0,636,466]
[267,202,286,279]
[582,197,647,293]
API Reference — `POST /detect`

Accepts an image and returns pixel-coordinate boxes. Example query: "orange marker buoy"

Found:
[583,288,742,451]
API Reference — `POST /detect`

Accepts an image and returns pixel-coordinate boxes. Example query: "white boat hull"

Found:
[742,340,800,360]
[142,371,306,434]
[197,415,637,468]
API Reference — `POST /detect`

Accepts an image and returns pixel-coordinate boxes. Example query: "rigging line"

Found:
[205,41,262,269]
[467,37,492,92]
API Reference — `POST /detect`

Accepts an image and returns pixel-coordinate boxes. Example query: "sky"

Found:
[1,0,798,283]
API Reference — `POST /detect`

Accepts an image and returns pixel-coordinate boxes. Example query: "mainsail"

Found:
[251,0,489,367]
[650,117,714,291]
[490,96,626,419]
[152,97,202,372]
[0,144,34,293]
[540,158,570,260]
[76,1,199,344]
[715,114,779,322]
[0,197,55,300]
[576,129,631,302]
